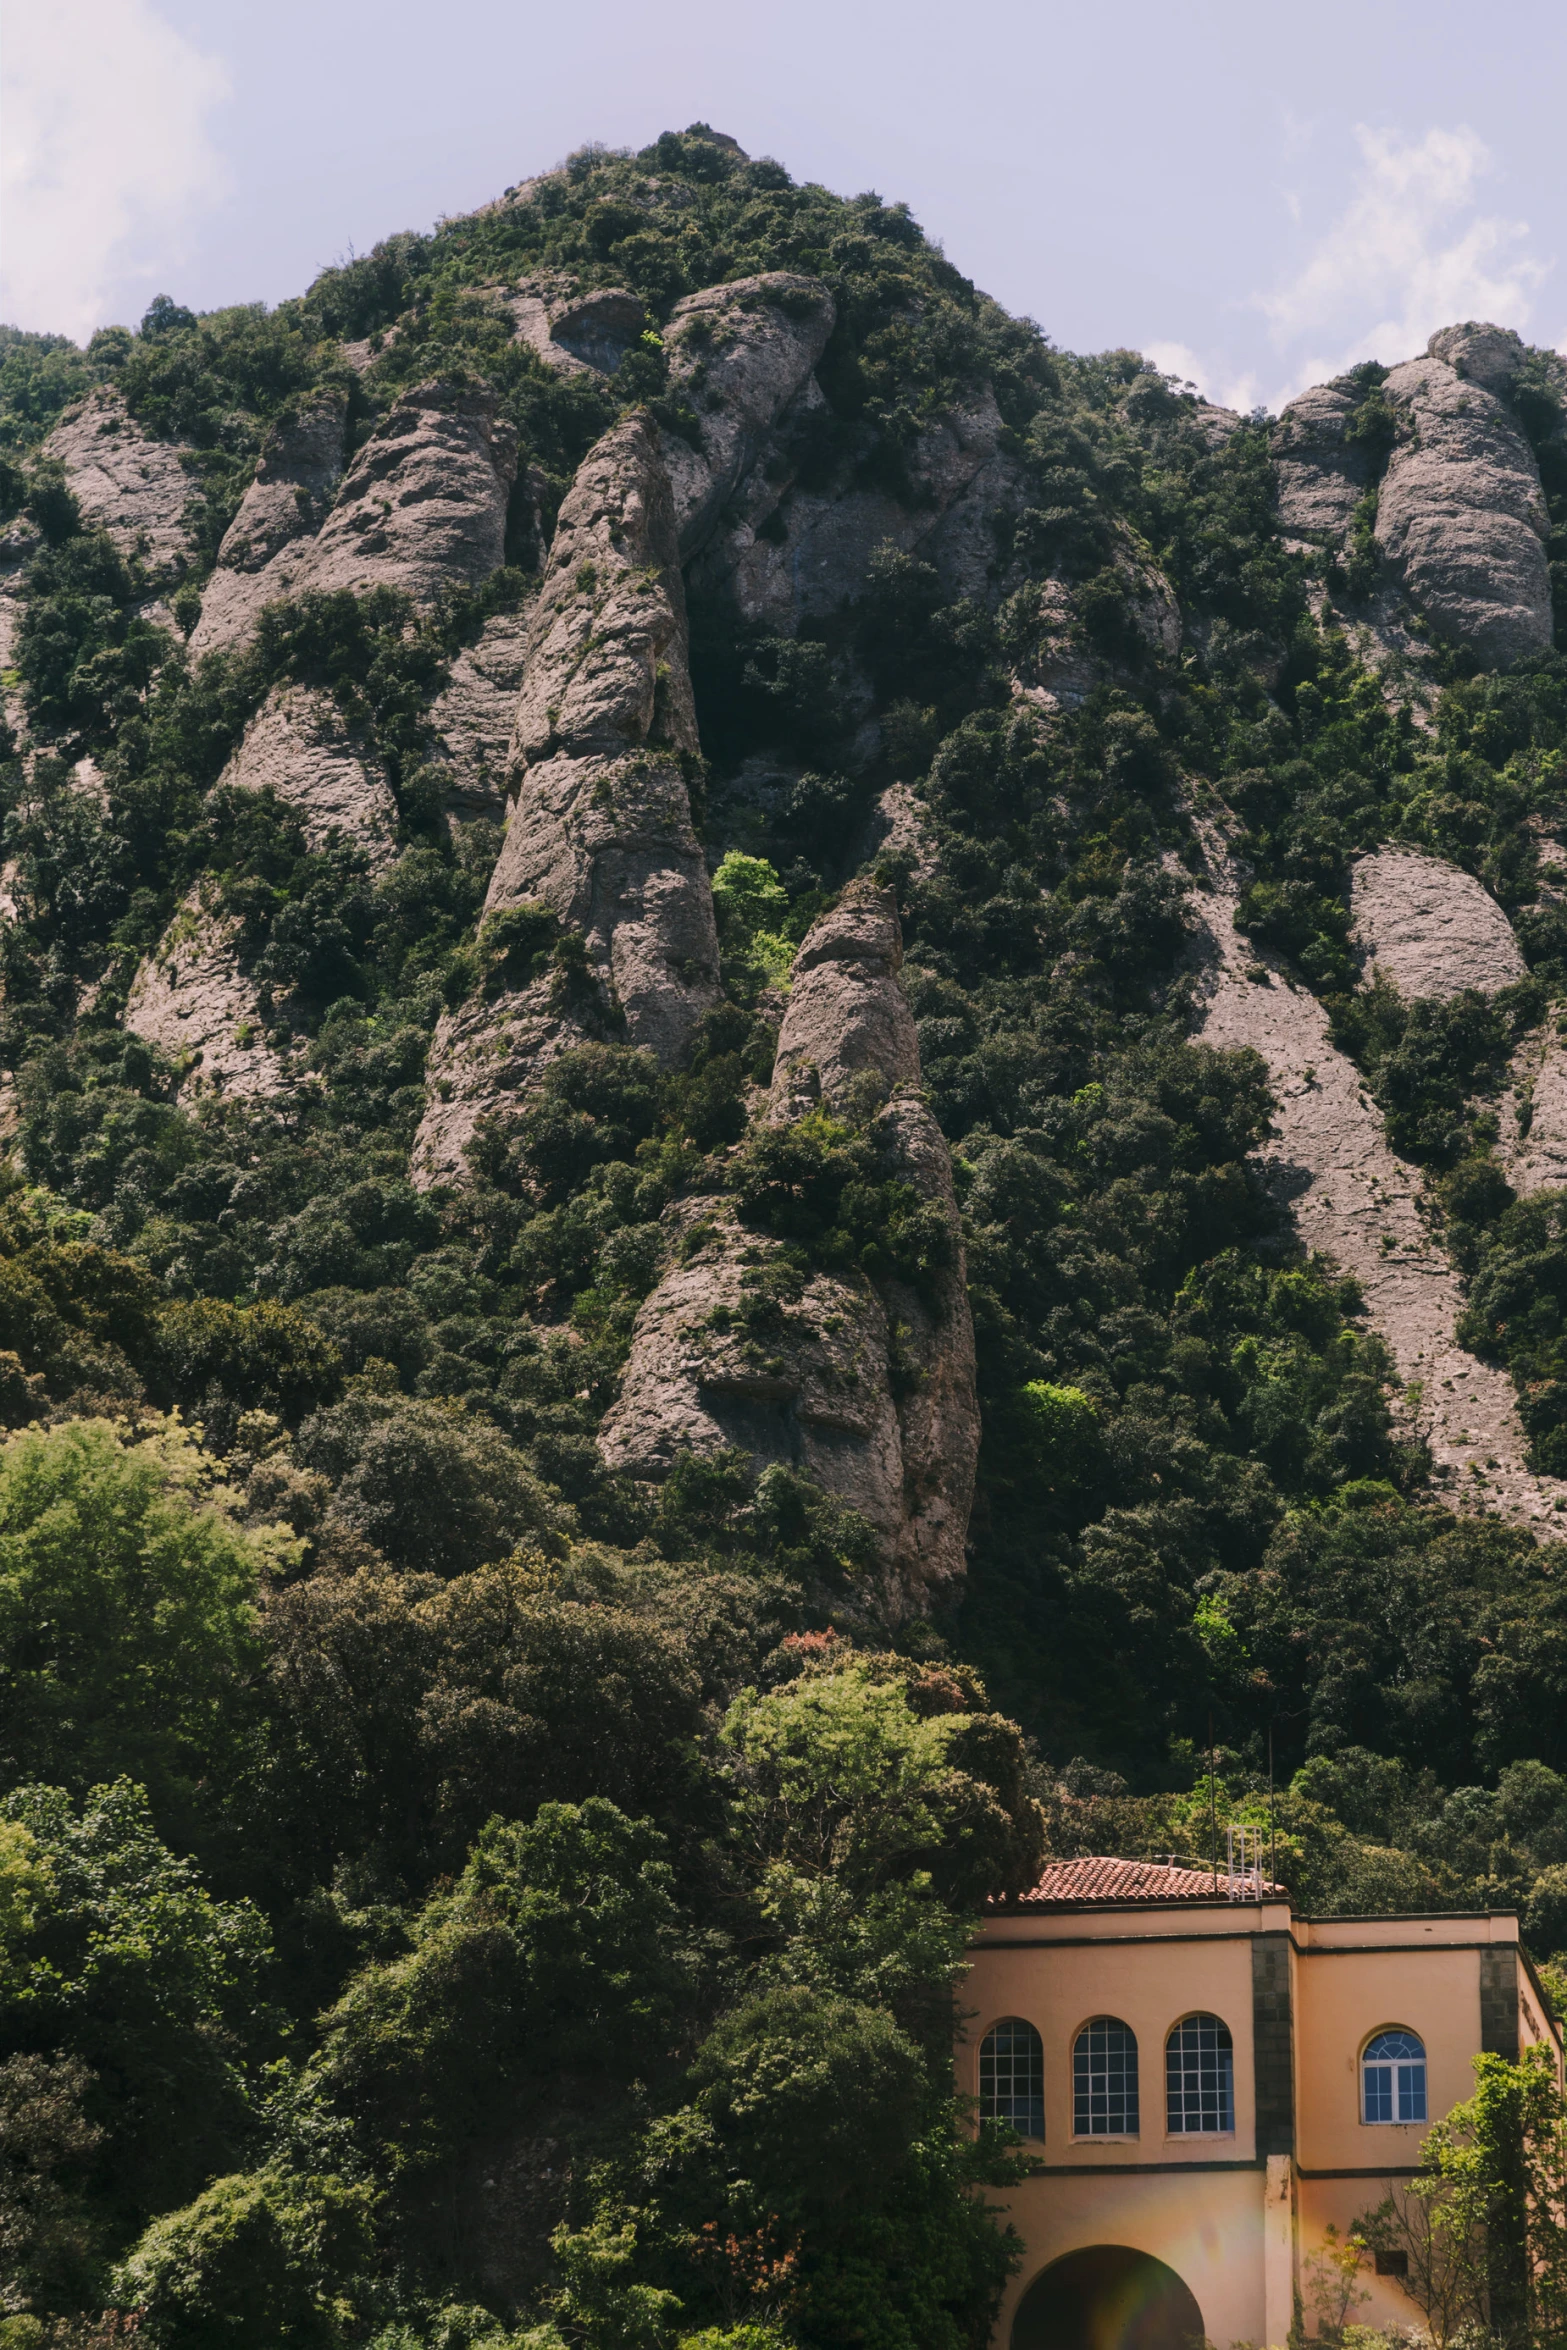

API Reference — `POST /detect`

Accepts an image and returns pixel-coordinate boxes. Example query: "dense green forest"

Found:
[3,123,1567,2345]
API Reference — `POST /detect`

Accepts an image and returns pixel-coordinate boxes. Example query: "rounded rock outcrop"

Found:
[598,880,980,1609]
[1349,848,1526,999]
[1374,334,1553,669]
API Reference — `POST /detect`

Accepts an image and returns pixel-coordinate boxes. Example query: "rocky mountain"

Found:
[3,125,1566,1629]
[5,120,1567,2344]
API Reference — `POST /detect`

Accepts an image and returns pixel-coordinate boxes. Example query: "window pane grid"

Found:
[1166,2013,1234,2134]
[1073,2017,1139,2136]
[1362,2031,1427,2124]
[979,2018,1044,2141]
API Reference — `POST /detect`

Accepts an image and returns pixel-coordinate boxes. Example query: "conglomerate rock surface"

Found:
[1271,381,1377,544]
[1375,328,1554,669]
[43,388,198,577]
[411,410,721,1185]
[123,899,297,1101]
[189,388,349,656]
[600,880,980,1606]
[425,609,534,819]
[291,379,517,606]
[1349,847,1527,998]
[130,383,516,1101]
[125,686,397,1095]
[659,272,837,559]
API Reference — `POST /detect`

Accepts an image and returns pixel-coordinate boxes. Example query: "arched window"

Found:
[1073,2016,1139,2136]
[1166,2013,1234,2134]
[1362,2030,1427,2124]
[979,2018,1044,2140]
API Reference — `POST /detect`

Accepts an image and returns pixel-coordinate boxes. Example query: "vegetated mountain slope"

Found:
[5,121,1567,2343]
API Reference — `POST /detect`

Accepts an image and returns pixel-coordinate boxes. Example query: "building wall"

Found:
[1291,1932,1493,2176]
[987,2169,1267,2349]
[964,1901,1561,2350]
[961,1920,1259,2162]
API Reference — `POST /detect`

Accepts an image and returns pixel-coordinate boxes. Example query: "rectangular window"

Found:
[1397,2060,1427,2123]
[1374,2250,1409,2279]
[1364,2063,1393,2123]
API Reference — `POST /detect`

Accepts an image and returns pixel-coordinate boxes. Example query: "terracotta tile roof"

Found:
[998,1856,1285,1907]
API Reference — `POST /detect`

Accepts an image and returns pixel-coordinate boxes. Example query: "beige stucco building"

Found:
[960,1857,1563,2349]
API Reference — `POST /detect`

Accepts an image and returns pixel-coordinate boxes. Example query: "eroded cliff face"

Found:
[188,388,350,657]
[1272,382,1375,541]
[412,410,720,1184]
[1006,522,1181,715]
[292,379,517,606]
[600,879,979,1608]
[43,387,198,579]
[125,686,398,1097]
[1272,323,1555,673]
[123,900,298,1101]
[1350,847,1528,997]
[503,264,1029,632]
[425,610,533,818]
[1191,825,1567,1528]
[129,381,517,1101]
[659,273,837,561]
[1376,330,1553,669]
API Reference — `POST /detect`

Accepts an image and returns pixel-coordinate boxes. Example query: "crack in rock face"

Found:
[599,879,981,1610]
[1190,825,1567,1531]
[43,389,199,579]
[412,411,721,1187]
[1350,847,1527,998]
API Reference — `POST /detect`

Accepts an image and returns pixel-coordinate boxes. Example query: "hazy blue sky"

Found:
[5,0,1565,411]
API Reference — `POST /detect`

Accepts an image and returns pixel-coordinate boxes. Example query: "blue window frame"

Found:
[1073,2016,1139,2136]
[1362,2030,1427,2124]
[979,2018,1044,2141]
[1166,2013,1234,2134]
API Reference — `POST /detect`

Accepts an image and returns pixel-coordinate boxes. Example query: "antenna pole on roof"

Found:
[1268,1722,1276,1896]
[1208,1713,1217,1891]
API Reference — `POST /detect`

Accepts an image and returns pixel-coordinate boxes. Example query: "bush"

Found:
[154,1298,343,1419]
[0,1418,280,1808]
[3,1779,270,2227]
[296,1395,570,1575]
[113,2166,377,2349]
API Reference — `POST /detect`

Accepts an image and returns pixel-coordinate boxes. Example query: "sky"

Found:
[3,0,1565,415]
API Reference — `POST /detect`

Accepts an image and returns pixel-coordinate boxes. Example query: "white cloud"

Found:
[1142,341,1264,418]
[1,0,231,342]
[1141,124,1555,417]
[1260,123,1552,398]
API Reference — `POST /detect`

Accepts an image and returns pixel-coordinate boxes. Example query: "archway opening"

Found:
[1011,2244,1205,2350]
